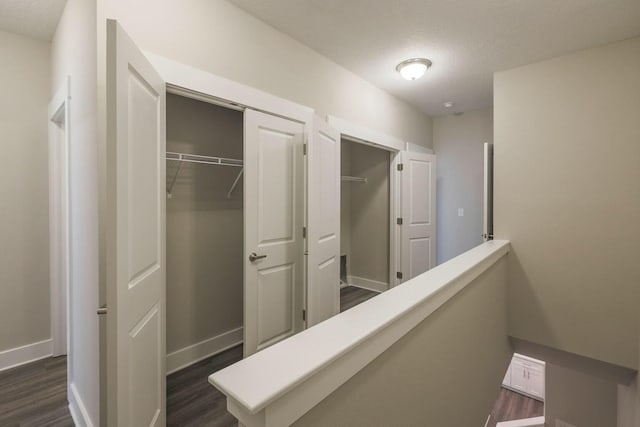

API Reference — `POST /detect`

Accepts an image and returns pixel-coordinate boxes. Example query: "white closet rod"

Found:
[341,175,367,183]
[166,151,243,167]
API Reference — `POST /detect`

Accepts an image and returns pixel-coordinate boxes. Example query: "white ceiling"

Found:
[229,0,640,116]
[0,0,67,41]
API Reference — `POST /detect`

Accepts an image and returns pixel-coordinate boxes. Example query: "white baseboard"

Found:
[347,275,388,293]
[166,327,243,375]
[69,382,95,427]
[0,339,52,372]
[496,416,545,427]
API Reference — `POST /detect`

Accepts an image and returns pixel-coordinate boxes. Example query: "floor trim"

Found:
[167,327,243,375]
[496,416,545,427]
[69,382,95,427]
[0,339,52,372]
[347,275,388,293]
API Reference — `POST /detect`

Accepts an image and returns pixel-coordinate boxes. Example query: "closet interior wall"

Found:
[340,139,390,291]
[166,94,243,358]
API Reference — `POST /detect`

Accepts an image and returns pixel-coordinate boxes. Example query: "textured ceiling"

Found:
[0,0,67,41]
[230,0,640,116]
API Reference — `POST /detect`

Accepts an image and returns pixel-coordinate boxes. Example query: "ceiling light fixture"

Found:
[396,58,432,81]
[444,101,454,108]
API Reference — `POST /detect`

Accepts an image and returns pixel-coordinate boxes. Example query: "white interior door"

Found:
[244,109,305,357]
[483,142,494,241]
[106,20,166,427]
[400,150,436,281]
[306,116,340,326]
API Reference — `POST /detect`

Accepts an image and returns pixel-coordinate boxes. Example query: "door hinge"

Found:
[303,143,307,155]
[397,217,403,225]
[302,309,306,321]
[397,163,404,171]
[303,226,307,238]
[396,272,404,280]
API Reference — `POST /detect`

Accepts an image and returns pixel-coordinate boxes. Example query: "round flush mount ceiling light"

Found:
[444,101,454,108]
[396,58,432,81]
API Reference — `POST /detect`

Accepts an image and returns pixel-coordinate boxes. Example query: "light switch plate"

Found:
[555,420,576,427]
[458,208,464,217]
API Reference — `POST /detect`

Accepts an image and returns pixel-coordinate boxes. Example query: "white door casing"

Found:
[48,77,71,358]
[306,116,341,326]
[106,20,166,427]
[400,151,436,280]
[244,109,305,357]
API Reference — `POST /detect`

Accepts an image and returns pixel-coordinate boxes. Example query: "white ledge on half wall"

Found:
[209,240,511,427]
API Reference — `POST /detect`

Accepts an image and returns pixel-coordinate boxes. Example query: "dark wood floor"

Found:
[486,387,544,427]
[0,288,379,426]
[0,356,73,427]
[168,345,242,427]
[340,285,379,312]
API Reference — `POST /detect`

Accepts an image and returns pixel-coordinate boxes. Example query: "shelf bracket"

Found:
[167,159,184,198]
[227,168,244,199]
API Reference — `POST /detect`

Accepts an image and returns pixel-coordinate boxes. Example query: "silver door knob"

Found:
[249,252,267,262]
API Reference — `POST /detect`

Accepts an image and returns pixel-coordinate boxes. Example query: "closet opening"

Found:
[340,137,393,309]
[165,92,244,375]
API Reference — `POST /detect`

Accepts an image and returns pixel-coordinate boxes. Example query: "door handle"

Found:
[249,252,267,262]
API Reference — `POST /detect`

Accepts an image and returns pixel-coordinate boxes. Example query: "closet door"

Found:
[244,109,305,357]
[105,20,166,427]
[306,116,340,326]
[483,142,494,241]
[400,151,436,281]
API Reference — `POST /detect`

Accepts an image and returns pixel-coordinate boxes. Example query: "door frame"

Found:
[326,115,403,288]
[48,76,72,361]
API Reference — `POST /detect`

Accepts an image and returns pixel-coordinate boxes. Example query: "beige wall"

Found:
[166,94,243,354]
[51,0,99,423]
[97,0,432,149]
[433,107,493,264]
[0,30,51,353]
[341,140,390,285]
[494,37,640,369]
[545,363,618,427]
[295,256,512,427]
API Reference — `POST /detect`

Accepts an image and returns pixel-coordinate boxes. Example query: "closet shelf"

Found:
[166,151,244,198]
[341,175,367,183]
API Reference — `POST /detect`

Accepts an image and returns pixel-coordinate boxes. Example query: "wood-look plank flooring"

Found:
[167,345,242,427]
[0,356,73,427]
[340,285,379,312]
[486,387,544,427]
[0,287,380,426]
